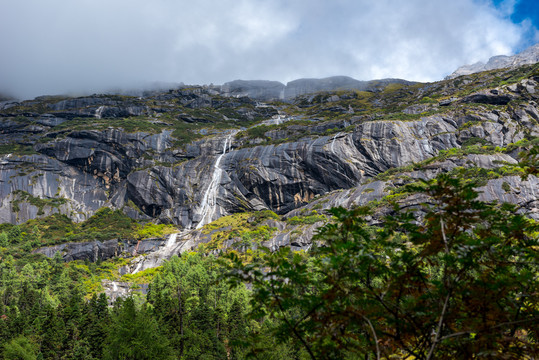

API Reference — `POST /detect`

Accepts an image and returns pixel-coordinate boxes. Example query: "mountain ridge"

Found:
[447,42,539,79]
[221,76,416,101]
[0,58,537,274]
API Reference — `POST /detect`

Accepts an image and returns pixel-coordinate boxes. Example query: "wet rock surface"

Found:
[101,280,148,305]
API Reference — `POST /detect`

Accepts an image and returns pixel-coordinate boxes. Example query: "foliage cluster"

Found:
[286,210,326,225]
[0,144,37,156]
[199,210,280,252]
[0,208,176,257]
[225,173,539,359]
[136,223,177,240]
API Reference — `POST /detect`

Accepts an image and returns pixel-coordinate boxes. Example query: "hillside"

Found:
[0,61,538,358]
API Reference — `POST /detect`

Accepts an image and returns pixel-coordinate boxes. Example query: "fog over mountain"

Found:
[1,0,538,99]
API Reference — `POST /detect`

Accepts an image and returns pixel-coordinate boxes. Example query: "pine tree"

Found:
[2,335,37,360]
[81,293,109,359]
[103,297,174,360]
[226,298,248,359]
[7,225,22,244]
[40,307,67,360]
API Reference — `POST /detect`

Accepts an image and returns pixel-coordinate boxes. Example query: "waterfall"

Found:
[259,114,290,126]
[131,259,144,274]
[131,231,185,274]
[331,132,341,154]
[131,132,238,274]
[95,106,105,119]
[196,133,234,229]
[166,232,177,247]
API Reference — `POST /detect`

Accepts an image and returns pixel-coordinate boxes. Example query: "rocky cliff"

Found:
[1,61,538,269]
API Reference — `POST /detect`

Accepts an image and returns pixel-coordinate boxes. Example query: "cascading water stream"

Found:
[131,132,238,273]
[131,231,184,274]
[330,132,341,154]
[166,232,178,247]
[196,133,235,229]
[95,106,105,119]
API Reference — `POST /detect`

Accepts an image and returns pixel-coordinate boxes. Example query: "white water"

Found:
[166,232,177,247]
[260,114,289,126]
[112,281,118,292]
[196,133,234,229]
[131,231,186,274]
[131,259,144,274]
[95,106,105,119]
[330,132,341,154]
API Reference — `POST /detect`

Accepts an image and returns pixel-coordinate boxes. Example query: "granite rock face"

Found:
[1,75,538,228]
[0,153,112,224]
[33,238,165,262]
[3,62,539,261]
[121,115,462,228]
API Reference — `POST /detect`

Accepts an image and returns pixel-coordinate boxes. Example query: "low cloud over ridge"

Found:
[0,0,536,99]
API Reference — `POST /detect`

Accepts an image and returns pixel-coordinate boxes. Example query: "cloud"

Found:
[0,0,536,99]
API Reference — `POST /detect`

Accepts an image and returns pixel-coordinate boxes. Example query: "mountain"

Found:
[447,42,539,79]
[1,54,538,359]
[220,76,415,101]
[0,61,537,270]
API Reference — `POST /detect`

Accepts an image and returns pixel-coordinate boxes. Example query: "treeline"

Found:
[0,252,303,359]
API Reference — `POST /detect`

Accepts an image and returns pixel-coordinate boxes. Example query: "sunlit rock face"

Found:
[0,77,537,227]
[1,60,539,260]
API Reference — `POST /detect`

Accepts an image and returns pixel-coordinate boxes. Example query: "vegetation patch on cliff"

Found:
[10,190,68,215]
[199,210,280,252]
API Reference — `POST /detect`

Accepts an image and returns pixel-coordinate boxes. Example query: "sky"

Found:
[0,0,538,99]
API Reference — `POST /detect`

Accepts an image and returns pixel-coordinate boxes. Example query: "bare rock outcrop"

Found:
[447,43,539,79]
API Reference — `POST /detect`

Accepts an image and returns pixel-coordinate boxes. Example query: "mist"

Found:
[0,0,536,99]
